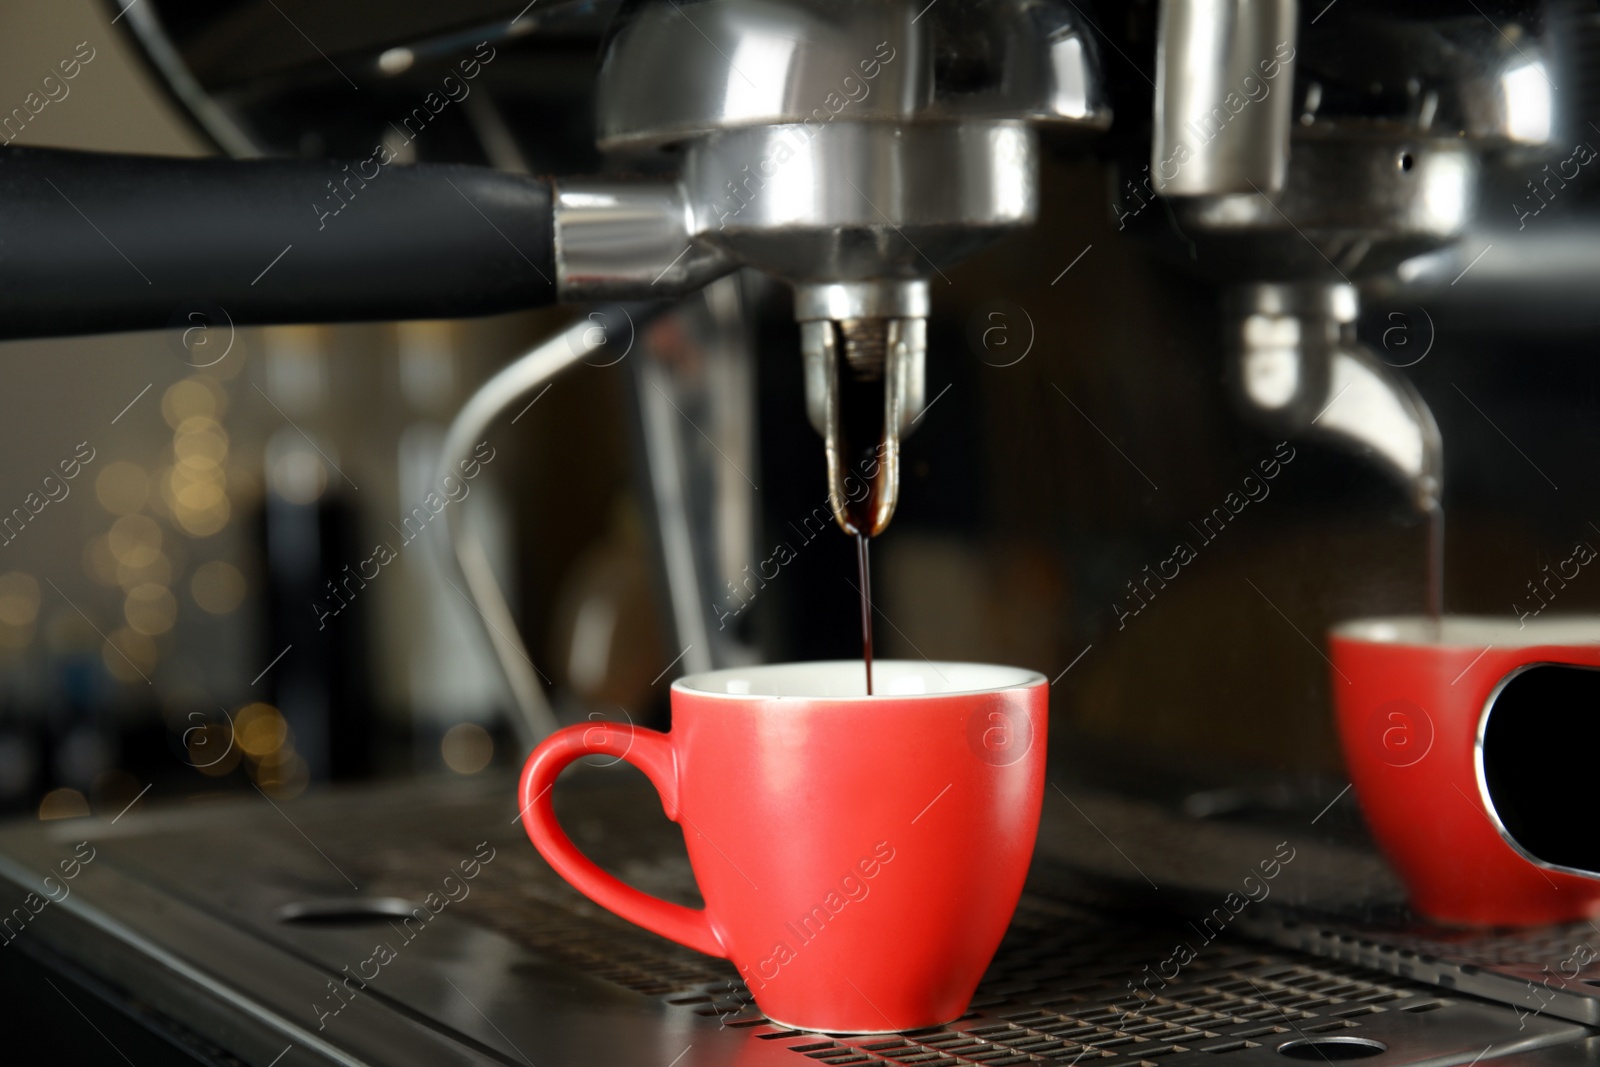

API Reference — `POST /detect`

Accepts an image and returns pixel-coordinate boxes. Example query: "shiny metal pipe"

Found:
[437,307,647,752]
[553,182,737,302]
[1226,282,1442,513]
[1152,0,1297,196]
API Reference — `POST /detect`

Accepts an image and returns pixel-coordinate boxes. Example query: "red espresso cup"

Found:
[519,660,1047,1033]
[1331,616,1600,926]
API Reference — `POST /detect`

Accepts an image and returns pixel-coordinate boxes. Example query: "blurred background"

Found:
[0,0,1596,831]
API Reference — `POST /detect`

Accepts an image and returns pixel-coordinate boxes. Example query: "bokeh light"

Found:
[38,788,89,820]
[0,572,38,651]
[191,561,246,615]
[117,551,172,594]
[255,749,309,799]
[94,461,151,516]
[161,377,226,429]
[108,514,163,567]
[124,583,177,636]
[164,415,232,536]
[269,449,327,505]
[441,722,494,775]
[234,703,287,758]
[174,415,228,466]
[0,571,40,628]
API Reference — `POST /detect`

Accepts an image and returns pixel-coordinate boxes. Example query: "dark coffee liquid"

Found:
[856,533,874,695]
[1426,503,1444,629]
[835,327,887,695]
[837,361,886,537]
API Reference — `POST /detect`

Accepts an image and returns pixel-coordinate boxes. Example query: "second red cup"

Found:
[1332,616,1600,926]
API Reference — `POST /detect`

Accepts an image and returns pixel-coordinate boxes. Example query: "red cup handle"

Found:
[519,722,725,958]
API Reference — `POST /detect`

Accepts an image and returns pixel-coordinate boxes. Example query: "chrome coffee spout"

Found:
[1226,282,1442,513]
[796,280,926,536]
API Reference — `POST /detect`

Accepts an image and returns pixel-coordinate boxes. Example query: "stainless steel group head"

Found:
[568,0,1111,535]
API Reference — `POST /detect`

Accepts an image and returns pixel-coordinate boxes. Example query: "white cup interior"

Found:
[674,659,1044,699]
[1331,614,1600,649]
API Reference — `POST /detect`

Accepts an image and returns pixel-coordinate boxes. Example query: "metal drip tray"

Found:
[1241,912,1600,1030]
[0,771,1593,1066]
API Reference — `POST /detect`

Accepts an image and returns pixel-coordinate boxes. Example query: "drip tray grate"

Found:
[446,850,1492,1064]
[1240,909,1600,1028]
[20,777,1594,1066]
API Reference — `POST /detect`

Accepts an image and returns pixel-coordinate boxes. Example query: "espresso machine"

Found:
[4,0,1600,1063]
